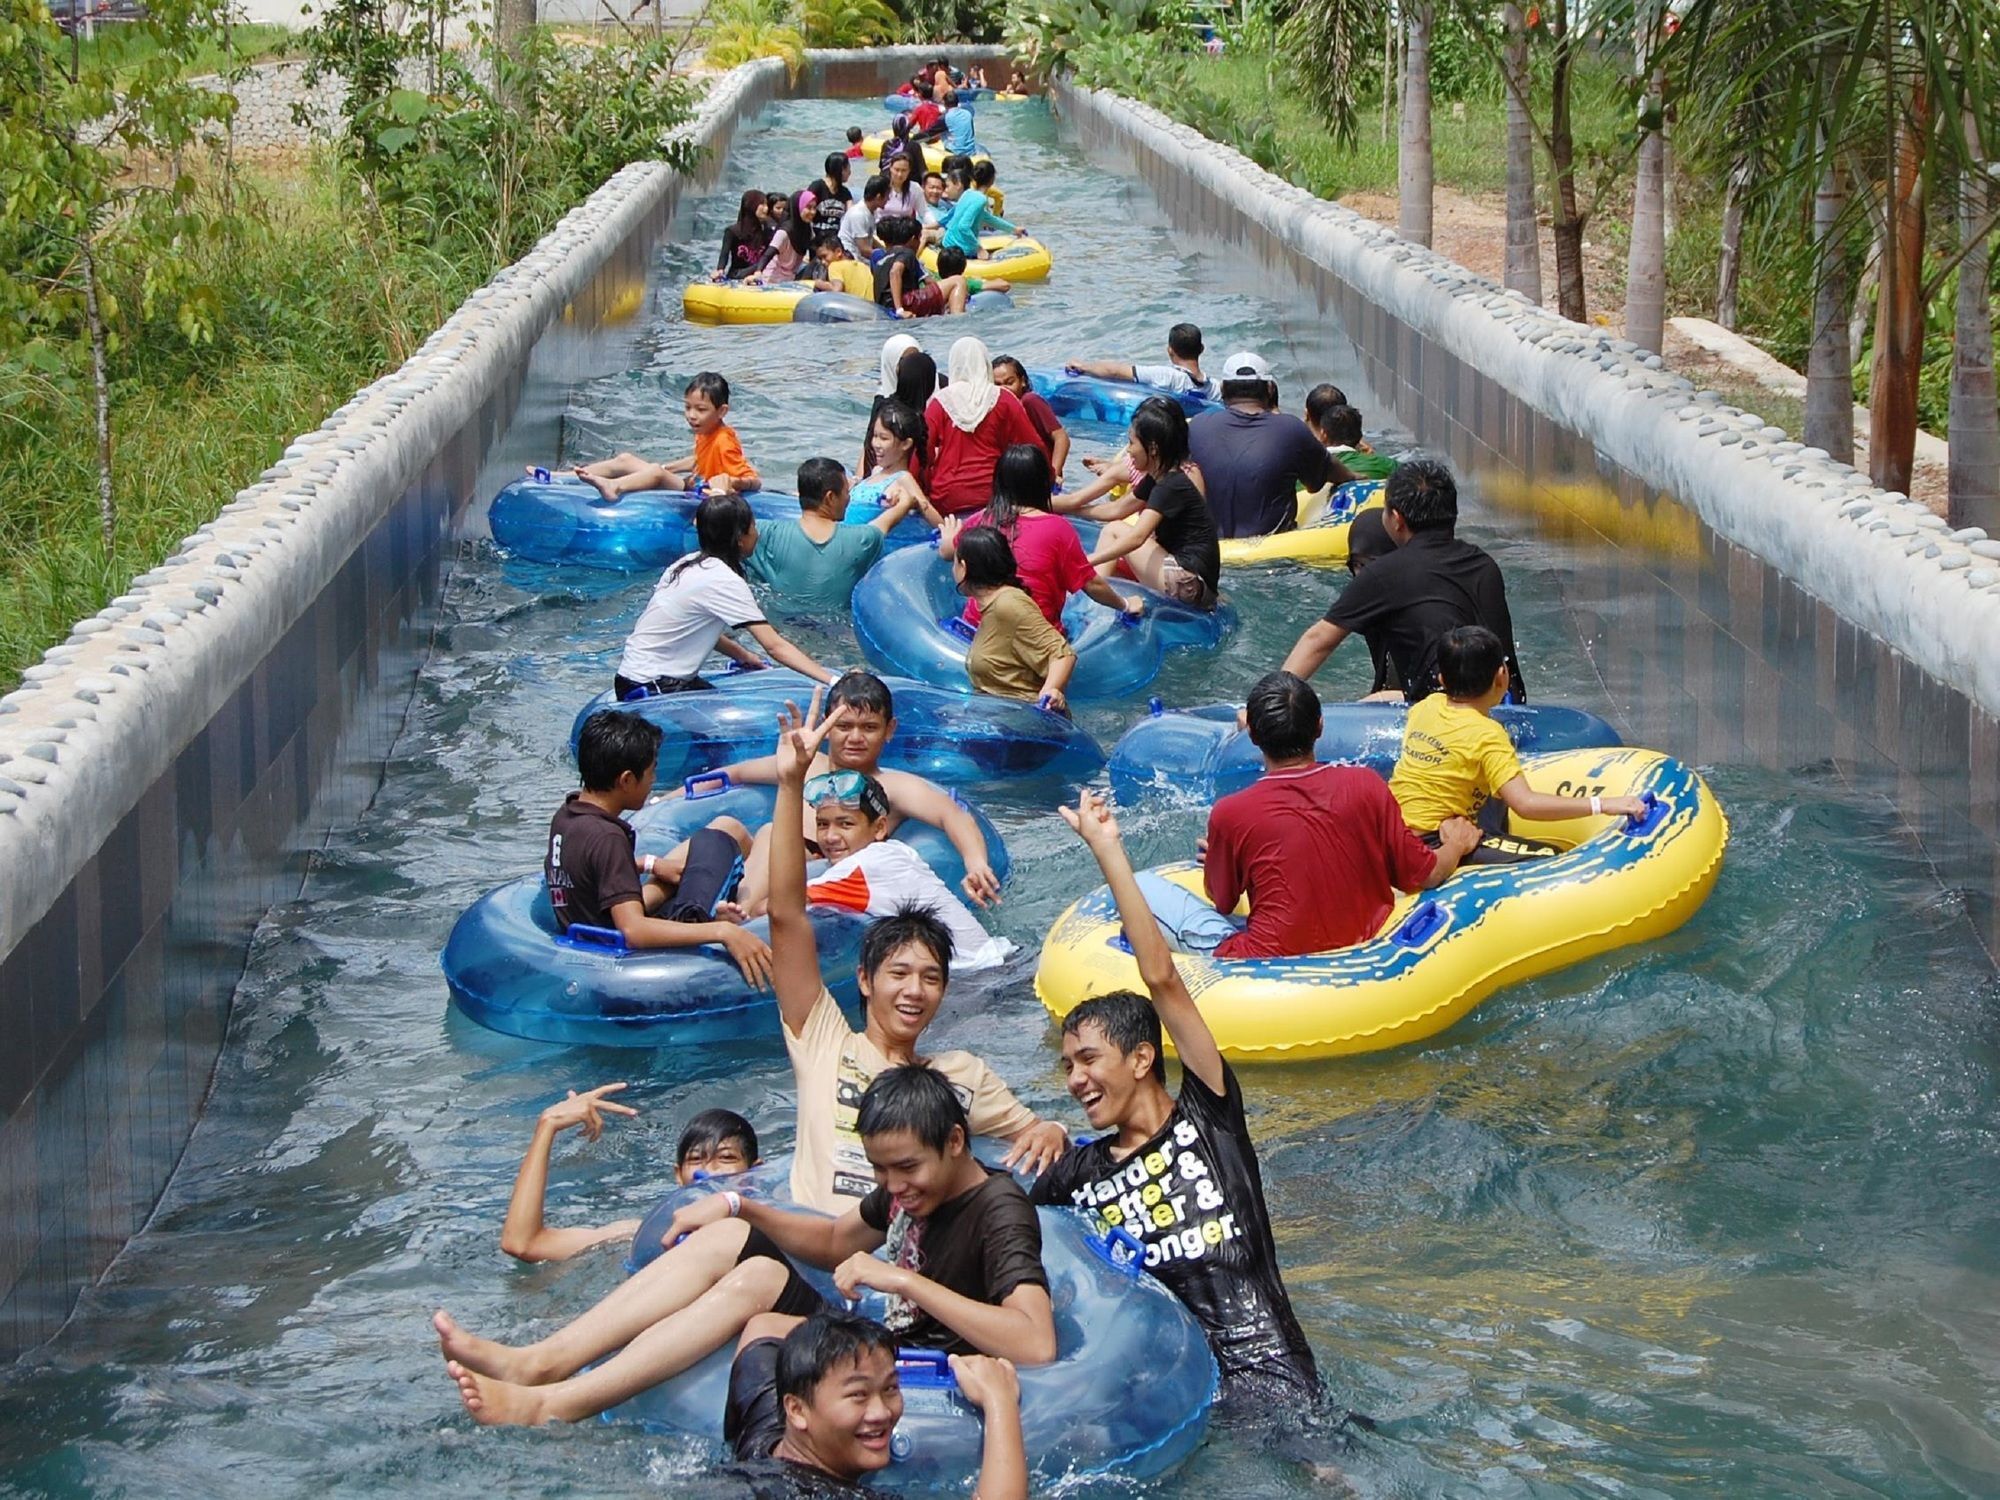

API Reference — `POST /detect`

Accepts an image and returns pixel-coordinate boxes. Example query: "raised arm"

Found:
[770,690,853,1032]
[499,1084,642,1263]
[950,1357,1028,1500]
[1061,790,1226,1095]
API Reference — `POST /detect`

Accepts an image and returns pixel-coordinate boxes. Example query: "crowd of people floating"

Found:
[451,68,1657,1496]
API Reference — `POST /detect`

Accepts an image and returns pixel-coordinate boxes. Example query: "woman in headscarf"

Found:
[922,336,1042,515]
[859,334,934,478]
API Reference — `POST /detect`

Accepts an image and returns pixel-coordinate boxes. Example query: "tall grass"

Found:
[69,20,297,80]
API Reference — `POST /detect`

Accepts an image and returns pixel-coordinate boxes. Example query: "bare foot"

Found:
[433,1309,539,1384]
[447,1359,556,1427]
[573,467,618,503]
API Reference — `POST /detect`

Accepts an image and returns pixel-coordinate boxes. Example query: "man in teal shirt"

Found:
[747,458,936,613]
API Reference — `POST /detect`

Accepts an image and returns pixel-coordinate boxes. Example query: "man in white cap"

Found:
[1189,351,1347,538]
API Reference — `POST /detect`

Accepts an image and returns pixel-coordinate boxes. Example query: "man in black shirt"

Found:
[1279,457,1526,703]
[1033,789,1320,1408]
[440,1065,1056,1426]
[723,1310,1026,1499]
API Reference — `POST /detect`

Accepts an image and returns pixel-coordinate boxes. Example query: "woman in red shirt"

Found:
[924,337,1043,515]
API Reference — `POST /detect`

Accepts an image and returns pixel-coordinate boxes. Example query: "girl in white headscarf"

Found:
[861,334,936,476]
[923,337,1041,514]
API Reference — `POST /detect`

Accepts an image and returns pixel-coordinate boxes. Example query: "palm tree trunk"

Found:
[1502,2,1541,302]
[79,220,115,552]
[1805,146,1854,462]
[1382,5,1395,144]
[1624,55,1667,354]
[1949,104,1998,527]
[1716,152,1749,329]
[1868,81,1929,495]
[1399,0,1433,247]
[1547,0,1587,321]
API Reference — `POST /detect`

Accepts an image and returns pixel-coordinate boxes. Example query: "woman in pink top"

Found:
[923,336,1044,515]
[939,444,1141,631]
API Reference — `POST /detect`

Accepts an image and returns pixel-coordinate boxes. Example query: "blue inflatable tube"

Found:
[792,289,1013,324]
[610,1166,1217,1488]
[570,671,1105,786]
[441,783,1007,1048]
[1027,369,1219,425]
[853,543,1237,701]
[882,92,916,112]
[1109,700,1626,803]
[842,475,941,551]
[487,478,800,571]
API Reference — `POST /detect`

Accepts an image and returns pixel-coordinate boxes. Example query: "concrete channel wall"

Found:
[0,45,1002,1363]
[1055,81,2000,962]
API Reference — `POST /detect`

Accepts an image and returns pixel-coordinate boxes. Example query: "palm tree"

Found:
[1624,6,1669,354]
[1399,0,1434,246]
[1947,106,1998,524]
[1502,0,1541,301]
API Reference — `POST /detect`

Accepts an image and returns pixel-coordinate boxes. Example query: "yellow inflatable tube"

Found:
[1217,479,1385,568]
[681,261,875,324]
[861,132,992,170]
[921,234,1052,284]
[1035,746,1728,1061]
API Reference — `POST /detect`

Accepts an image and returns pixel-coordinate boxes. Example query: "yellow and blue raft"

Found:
[922,234,1052,284]
[1035,746,1728,1060]
[681,261,875,324]
[1217,478,1386,568]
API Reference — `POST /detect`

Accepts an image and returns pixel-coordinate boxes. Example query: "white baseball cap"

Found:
[1220,350,1274,381]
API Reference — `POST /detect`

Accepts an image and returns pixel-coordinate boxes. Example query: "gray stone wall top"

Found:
[1055,83,2000,721]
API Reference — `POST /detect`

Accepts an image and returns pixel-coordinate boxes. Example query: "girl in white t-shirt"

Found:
[614,494,837,701]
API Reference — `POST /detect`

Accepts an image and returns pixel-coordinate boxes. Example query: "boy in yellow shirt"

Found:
[1389,625,1647,863]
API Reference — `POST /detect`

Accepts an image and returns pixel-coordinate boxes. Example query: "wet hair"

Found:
[935,246,968,278]
[1062,991,1165,1082]
[859,901,954,983]
[685,370,730,408]
[797,456,847,510]
[828,668,895,721]
[775,1312,898,1406]
[1346,506,1394,574]
[892,353,938,419]
[1384,456,1458,533]
[987,443,1054,530]
[576,709,664,789]
[1129,395,1190,471]
[1167,323,1203,360]
[971,160,997,188]
[872,397,925,460]
[856,1063,969,1153]
[862,172,889,203]
[1437,624,1506,698]
[1244,670,1322,761]
[675,1108,759,1168]
[824,151,850,181]
[953,524,1022,592]
[846,125,864,144]
[878,214,921,247]
[667,492,755,581]
[990,354,1028,386]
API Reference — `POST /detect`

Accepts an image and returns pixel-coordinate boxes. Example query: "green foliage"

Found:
[801,0,899,44]
[704,0,807,70]
[1004,0,1188,79]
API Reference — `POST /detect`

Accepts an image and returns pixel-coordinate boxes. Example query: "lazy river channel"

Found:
[2,97,1998,1499]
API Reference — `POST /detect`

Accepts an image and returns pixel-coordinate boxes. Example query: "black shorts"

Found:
[1420,804,1561,866]
[614,671,712,701]
[738,1227,827,1322]
[724,1335,788,1462]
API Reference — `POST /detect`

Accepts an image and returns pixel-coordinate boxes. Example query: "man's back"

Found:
[1320,530,1523,701]
[1188,408,1332,538]
[1203,763,1436,958]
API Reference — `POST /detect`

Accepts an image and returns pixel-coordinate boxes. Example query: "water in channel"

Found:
[3,97,1999,1500]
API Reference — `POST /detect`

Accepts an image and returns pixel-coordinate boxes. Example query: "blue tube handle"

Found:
[1624,791,1670,837]
[556,922,628,952]
[684,770,733,800]
[894,1349,959,1391]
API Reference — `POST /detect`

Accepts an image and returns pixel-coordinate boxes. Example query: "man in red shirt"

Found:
[1143,671,1478,959]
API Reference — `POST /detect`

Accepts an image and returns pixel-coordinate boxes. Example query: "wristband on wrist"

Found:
[1589,795,1603,816]
[641,853,658,878]
[724,1190,742,1218]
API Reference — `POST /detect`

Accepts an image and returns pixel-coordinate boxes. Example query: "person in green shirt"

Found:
[747,458,939,615]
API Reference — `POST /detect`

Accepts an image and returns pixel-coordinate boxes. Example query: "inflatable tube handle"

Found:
[1086,1224,1147,1278]
[684,771,733,800]
[893,1349,959,1391]
[1116,606,1142,629]
[1625,792,1670,837]
[556,923,628,952]
[940,614,978,644]
[1389,900,1449,949]
[529,466,552,483]
[1148,696,1164,716]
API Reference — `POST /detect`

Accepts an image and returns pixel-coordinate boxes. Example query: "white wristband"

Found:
[641,853,658,878]
[724,1190,742,1218]
[1589,795,1603,816]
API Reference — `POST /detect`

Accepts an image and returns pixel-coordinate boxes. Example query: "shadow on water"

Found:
[4,96,2000,1500]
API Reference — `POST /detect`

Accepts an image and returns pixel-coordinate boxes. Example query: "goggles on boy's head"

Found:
[804,770,891,820]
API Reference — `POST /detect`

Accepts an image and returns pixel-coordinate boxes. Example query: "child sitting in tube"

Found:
[548,710,772,985]
[659,671,1004,915]
[549,372,761,501]
[738,767,1014,973]
[500,1098,761,1263]
[1389,626,1648,864]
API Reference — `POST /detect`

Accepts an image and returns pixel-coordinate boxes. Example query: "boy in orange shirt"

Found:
[557,372,762,500]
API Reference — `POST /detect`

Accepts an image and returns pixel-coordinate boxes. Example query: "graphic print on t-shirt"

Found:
[1065,1114,1236,1267]
[829,1045,979,1201]
[876,1210,928,1338]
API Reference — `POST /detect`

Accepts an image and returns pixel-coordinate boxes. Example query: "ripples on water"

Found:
[3,99,1999,1500]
